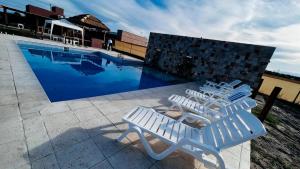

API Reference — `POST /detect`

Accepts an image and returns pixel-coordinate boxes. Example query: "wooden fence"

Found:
[113,40,147,58]
[259,74,300,105]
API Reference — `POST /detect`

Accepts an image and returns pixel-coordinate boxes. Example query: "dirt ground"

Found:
[251,96,300,169]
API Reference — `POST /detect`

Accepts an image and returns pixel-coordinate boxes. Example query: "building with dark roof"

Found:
[67,14,111,48]
[68,14,109,31]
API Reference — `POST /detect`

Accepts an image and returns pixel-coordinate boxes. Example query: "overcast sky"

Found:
[2,0,300,76]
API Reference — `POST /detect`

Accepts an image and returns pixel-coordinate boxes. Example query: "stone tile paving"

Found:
[0,34,250,169]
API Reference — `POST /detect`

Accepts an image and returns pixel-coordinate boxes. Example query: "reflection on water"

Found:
[21,46,186,102]
[28,49,144,76]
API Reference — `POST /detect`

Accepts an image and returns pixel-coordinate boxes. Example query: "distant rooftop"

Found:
[68,14,110,31]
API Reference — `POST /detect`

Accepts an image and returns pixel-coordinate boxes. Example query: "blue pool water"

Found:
[18,42,185,102]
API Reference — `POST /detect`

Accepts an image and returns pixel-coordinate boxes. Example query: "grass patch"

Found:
[252,106,280,126]
[251,106,261,116]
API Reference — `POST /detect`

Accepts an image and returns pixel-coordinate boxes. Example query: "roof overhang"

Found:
[45,19,83,32]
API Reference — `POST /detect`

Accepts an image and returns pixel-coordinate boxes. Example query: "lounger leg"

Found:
[134,126,180,160]
[169,103,183,112]
[117,124,135,142]
[170,103,187,116]
[215,153,225,169]
[187,95,193,100]
[187,140,226,169]
[178,112,196,123]
[169,104,176,111]
[176,104,185,114]
[205,151,225,169]
[170,104,197,123]
[178,113,188,122]
[195,97,201,103]
[118,125,179,160]
[139,134,179,160]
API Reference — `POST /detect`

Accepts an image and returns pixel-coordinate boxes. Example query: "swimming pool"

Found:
[18,42,186,102]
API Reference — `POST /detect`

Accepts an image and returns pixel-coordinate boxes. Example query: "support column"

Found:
[259,87,282,122]
[293,90,300,104]
[35,18,39,34]
[81,29,84,46]
[50,23,54,39]
[4,7,8,25]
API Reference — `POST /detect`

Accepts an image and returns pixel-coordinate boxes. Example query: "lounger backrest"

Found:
[229,79,242,87]
[202,108,266,150]
[219,97,257,116]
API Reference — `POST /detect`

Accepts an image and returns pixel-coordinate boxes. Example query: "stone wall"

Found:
[145,32,276,88]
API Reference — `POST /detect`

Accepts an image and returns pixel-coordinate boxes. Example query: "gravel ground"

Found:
[251,96,300,169]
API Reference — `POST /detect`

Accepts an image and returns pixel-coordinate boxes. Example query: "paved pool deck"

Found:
[0,34,250,169]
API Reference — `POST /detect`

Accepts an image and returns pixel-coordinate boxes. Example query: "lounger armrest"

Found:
[215,83,229,88]
[219,82,236,89]
[205,81,226,89]
[180,112,211,125]
[204,89,233,99]
[198,87,215,96]
[218,84,234,91]
[203,98,228,108]
[203,92,228,103]
[205,80,218,86]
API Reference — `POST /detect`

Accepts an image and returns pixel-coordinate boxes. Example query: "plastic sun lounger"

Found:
[168,91,255,123]
[203,79,242,88]
[188,84,252,102]
[174,89,253,112]
[200,80,243,95]
[118,106,266,169]
[176,97,257,124]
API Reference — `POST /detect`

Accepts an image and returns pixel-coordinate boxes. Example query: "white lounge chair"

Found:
[168,91,255,122]
[118,106,266,169]
[200,81,243,96]
[196,84,252,100]
[173,89,252,111]
[202,79,241,91]
[177,97,257,124]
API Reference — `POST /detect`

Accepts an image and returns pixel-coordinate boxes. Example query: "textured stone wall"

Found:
[145,32,276,88]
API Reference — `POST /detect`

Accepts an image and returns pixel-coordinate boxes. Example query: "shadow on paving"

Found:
[20,83,219,169]
[23,110,212,169]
